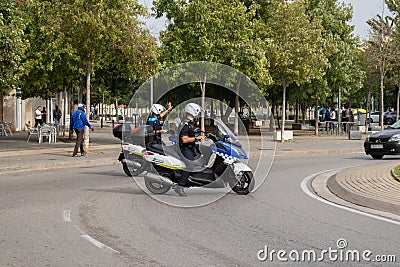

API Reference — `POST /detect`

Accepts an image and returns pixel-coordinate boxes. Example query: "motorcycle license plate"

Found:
[371,144,383,149]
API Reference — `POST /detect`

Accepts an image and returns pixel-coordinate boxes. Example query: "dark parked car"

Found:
[364,120,400,159]
[384,111,397,125]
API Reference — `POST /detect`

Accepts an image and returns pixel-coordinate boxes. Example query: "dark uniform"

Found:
[147,115,162,144]
[178,121,197,186]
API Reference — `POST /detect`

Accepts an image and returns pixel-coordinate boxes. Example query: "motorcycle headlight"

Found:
[389,134,400,142]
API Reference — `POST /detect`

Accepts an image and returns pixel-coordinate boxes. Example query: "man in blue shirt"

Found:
[70,103,94,157]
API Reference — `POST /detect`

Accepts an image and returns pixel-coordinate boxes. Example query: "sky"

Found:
[343,0,391,40]
[139,0,392,41]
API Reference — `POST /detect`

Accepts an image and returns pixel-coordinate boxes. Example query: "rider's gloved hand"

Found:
[195,135,205,142]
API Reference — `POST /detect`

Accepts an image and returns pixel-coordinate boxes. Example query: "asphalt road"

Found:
[1,152,399,266]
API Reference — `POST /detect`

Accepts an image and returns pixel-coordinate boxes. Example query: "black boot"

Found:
[174,185,187,196]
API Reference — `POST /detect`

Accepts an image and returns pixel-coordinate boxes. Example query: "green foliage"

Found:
[0,0,27,93]
[263,0,328,87]
[394,164,400,181]
[155,0,272,101]
[305,0,365,103]
[18,0,158,104]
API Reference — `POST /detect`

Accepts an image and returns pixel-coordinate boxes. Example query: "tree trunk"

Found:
[397,69,400,122]
[68,84,74,140]
[199,73,206,133]
[281,77,287,142]
[220,102,225,123]
[84,60,91,151]
[115,99,119,123]
[234,76,242,136]
[380,71,384,130]
[275,105,280,130]
[315,98,319,136]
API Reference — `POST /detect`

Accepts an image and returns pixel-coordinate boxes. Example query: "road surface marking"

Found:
[81,234,120,253]
[301,170,400,226]
[62,210,71,222]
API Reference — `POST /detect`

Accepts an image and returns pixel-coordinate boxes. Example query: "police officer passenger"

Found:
[147,103,172,144]
[175,103,205,196]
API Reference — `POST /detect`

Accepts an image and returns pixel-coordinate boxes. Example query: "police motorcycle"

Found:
[141,118,254,195]
[113,123,146,176]
[113,104,171,176]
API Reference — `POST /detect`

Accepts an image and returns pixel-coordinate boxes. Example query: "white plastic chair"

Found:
[26,123,39,142]
[5,122,13,136]
[39,124,54,144]
[0,122,5,136]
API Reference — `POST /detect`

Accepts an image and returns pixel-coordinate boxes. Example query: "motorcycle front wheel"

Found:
[144,179,171,194]
[231,171,255,195]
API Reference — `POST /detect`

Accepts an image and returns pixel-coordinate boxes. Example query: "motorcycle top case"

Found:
[130,125,155,145]
[113,123,133,140]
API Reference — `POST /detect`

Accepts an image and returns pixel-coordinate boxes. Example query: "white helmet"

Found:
[185,103,203,117]
[151,104,166,115]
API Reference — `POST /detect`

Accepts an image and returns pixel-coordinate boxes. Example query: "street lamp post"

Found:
[16,87,22,131]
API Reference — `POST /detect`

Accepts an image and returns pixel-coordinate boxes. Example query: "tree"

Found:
[367,13,396,129]
[260,0,328,141]
[154,0,271,133]
[19,0,157,145]
[305,0,365,135]
[0,0,27,94]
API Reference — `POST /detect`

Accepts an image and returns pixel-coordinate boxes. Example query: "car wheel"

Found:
[385,118,394,125]
[371,154,384,159]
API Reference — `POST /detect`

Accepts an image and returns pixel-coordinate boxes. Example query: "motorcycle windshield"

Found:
[215,118,242,147]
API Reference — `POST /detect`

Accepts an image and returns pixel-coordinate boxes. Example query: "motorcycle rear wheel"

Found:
[231,171,254,195]
[122,162,132,176]
[122,158,145,177]
[144,179,171,194]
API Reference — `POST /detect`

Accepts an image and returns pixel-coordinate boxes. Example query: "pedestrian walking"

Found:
[70,103,94,157]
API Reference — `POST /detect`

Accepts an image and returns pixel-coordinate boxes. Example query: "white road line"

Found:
[62,210,71,222]
[300,170,400,226]
[80,235,120,254]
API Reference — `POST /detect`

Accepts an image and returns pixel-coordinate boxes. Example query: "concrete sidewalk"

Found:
[0,127,121,173]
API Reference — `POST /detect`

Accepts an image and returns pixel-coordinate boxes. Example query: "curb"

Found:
[326,170,400,217]
[391,168,400,182]
[275,148,363,156]
[0,144,120,158]
[0,157,119,174]
[309,169,400,223]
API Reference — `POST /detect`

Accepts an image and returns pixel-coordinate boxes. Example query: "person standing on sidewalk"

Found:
[53,105,62,125]
[70,103,94,157]
[34,106,43,127]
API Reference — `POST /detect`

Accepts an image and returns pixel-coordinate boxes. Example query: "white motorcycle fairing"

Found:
[232,162,252,175]
[122,143,144,156]
[143,153,186,170]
